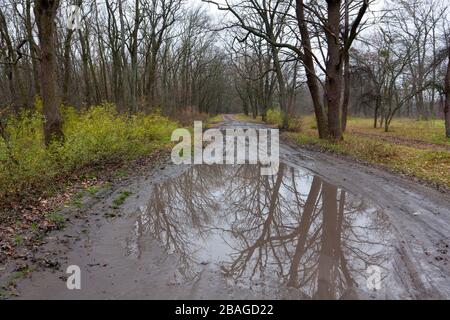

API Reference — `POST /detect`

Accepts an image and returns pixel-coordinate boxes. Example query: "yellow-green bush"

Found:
[266,109,283,126]
[0,103,178,200]
[266,109,302,131]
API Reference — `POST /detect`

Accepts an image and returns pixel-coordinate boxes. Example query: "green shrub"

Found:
[265,109,302,131]
[266,109,283,126]
[0,103,178,202]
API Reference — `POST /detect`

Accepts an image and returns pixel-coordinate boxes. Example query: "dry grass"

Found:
[285,132,450,188]
[234,114,263,122]
[235,113,450,189]
[169,109,210,126]
[346,117,449,146]
[205,114,224,128]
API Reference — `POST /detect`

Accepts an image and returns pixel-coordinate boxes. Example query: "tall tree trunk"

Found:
[295,0,327,138]
[87,40,101,105]
[445,45,450,138]
[79,30,92,107]
[325,0,343,140]
[0,9,19,106]
[95,2,109,101]
[35,0,64,145]
[146,49,158,110]
[61,0,82,105]
[243,99,249,116]
[341,0,350,132]
[25,0,41,96]
[62,29,75,105]
[130,0,140,113]
[374,96,380,128]
[118,0,130,112]
[341,50,350,133]
[271,46,289,129]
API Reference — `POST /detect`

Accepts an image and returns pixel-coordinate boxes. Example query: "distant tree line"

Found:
[0,0,240,144]
[0,0,449,142]
[208,0,450,138]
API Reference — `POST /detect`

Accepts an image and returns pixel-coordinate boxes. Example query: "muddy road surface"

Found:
[7,117,450,299]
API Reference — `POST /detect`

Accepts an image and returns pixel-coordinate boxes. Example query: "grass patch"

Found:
[285,131,450,188]
[115,168,128,178]
[204,114,225,129]
[208,114,223,123]
[347,117,449,145]
[70,191,84,209]
[86,185,101,196]
[112,191,132,209]
[0,265,34,297]
[46,211,66,228]
[234,114,262,122]
[236,110,302,131]
[13,234,24,246]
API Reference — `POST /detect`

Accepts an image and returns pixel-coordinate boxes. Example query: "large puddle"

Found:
[126,163,398,299]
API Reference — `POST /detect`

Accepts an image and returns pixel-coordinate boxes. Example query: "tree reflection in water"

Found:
[128,163,394,299]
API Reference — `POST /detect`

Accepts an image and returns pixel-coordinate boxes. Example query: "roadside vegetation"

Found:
[207,114,225,127]
[345,118,449,146]
[237,111,450,189]
[0,102,178,212]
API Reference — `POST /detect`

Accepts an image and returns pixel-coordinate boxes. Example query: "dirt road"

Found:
[6,116,450,299]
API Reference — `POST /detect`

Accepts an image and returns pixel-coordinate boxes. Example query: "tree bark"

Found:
[271,46,289,129]
[25,0,41,96]
[341,0,350,132]
[0,9,19,106]
[445,45,450,138]
[62,29,75,105]
[295,0,327,138]
[61,0,82,105]
[146,49,158,110]
[324,0,343,140]
[130,0,140,113]
[34,0,64,145]
[79,29,92,107]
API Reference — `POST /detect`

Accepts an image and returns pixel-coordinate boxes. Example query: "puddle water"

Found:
[126,163,398,299]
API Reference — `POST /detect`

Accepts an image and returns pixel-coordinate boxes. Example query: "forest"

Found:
[0,1,448,139]
[0,0,449,301]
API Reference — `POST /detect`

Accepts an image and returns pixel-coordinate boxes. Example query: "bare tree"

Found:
[444,36,450,138]
[34,0,63,145]
[204,0,369,139]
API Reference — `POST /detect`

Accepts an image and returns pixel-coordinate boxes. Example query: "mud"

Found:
[4,117,450,299]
